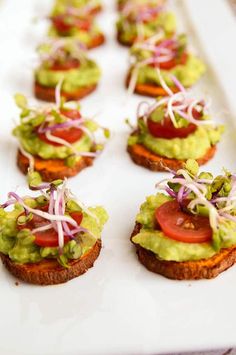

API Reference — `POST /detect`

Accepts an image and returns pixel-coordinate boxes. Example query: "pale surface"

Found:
[0,0,236,354]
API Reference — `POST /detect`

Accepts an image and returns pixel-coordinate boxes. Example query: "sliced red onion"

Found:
[219,213,236,224]
[37,119,83,133]
[142,97,168,120]
[156,69,173,96]
[137,101,151,119]
[1,199,16,209]
[157,38,176,49]
[45,131,98,158]
[152,54,175,64]
[172,109,189,121]
[156,167,236,233]
[165,187,177,198]
[170,75,186,93]
[8,192,25,206]
[54,182,66,249]
[177,186,185,204]
[1,180,100,252]
[29,183,51,191]
[19,145,35,172]
[31,224,53,234]
[136,5,163,22]
[55,79,64,108]
[79,125,95,144]
[6,193,78,226]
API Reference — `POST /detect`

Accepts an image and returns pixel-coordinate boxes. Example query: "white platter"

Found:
[0,0,236,354]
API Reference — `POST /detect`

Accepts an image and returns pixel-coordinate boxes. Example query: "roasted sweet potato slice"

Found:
[0,240,101,285]
[131,223,236,280]
[17,150,93,182]
[34,82,97,103]
[127,141,216,171]
[126,73,180,97]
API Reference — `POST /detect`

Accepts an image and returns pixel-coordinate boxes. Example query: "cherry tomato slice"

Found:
[37,109,83,146]
[147,117,197,139]
[18,208,83,247]
[50,59,80,71]
[52,15,91,33]
[147,105,202,139]
[52,15,73,33]
[151,52,188,70]
[155,200,212,243]
[69,211,83,226]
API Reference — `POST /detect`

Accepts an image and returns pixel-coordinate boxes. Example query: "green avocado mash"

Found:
[13,119,100,162]
[51,0,101,16]
[117,12,176,44]
[35,59,101,92]
[132,193,236,262]
[133,54,206,88]
[0,200,108,265]
[128,118,224,160]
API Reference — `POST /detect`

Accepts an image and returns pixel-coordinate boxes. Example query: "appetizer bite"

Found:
[126,33,206,96]
[51,0,102,17]
[48,5,105,49]
[116,1,176,47]
[127,76,224,171]
[131,160,236,280]
[13,94,109,182]
[34,39,101,102]
[117,0,166,12]
[0,179,108,285]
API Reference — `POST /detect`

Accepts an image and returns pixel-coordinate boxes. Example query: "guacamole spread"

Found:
[132,193,236,262]
[133,54,206,88]
[13,118,100,163]
[117,12,176,44]
[35,59,101,92]
[51,0,101,16]
[128,117,224,160]
[0,199,108,265]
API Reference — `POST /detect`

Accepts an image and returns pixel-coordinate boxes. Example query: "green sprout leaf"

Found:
[185,159,199,177]
[14,93,28,109]
[28,171,42,189]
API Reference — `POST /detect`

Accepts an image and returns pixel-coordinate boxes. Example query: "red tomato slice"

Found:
[18,207,83,247]
[52,15,73,32]
[52,15,91,33]
[50,59,80,71]
[159,52,188,70]
[150,51,188,71]
[37,109,83,146]
[147,105,202,139]
[147,117,197,139]
[155,200,212,243]
[69,211,83,226]
[76,19,91,31]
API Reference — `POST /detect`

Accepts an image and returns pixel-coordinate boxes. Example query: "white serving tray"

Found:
[0,0,236,354]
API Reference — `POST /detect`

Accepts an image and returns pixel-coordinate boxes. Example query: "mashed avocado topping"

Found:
[132,162,236,262]
[133,54,206,88]
[117,12,176,44]
[128,121,224,159]
[35,60,101,92]
[51,0,101,16]
[14,129,93,160]
[35,39,101,91]
[13,94,109,166]
[0,181,108,266]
